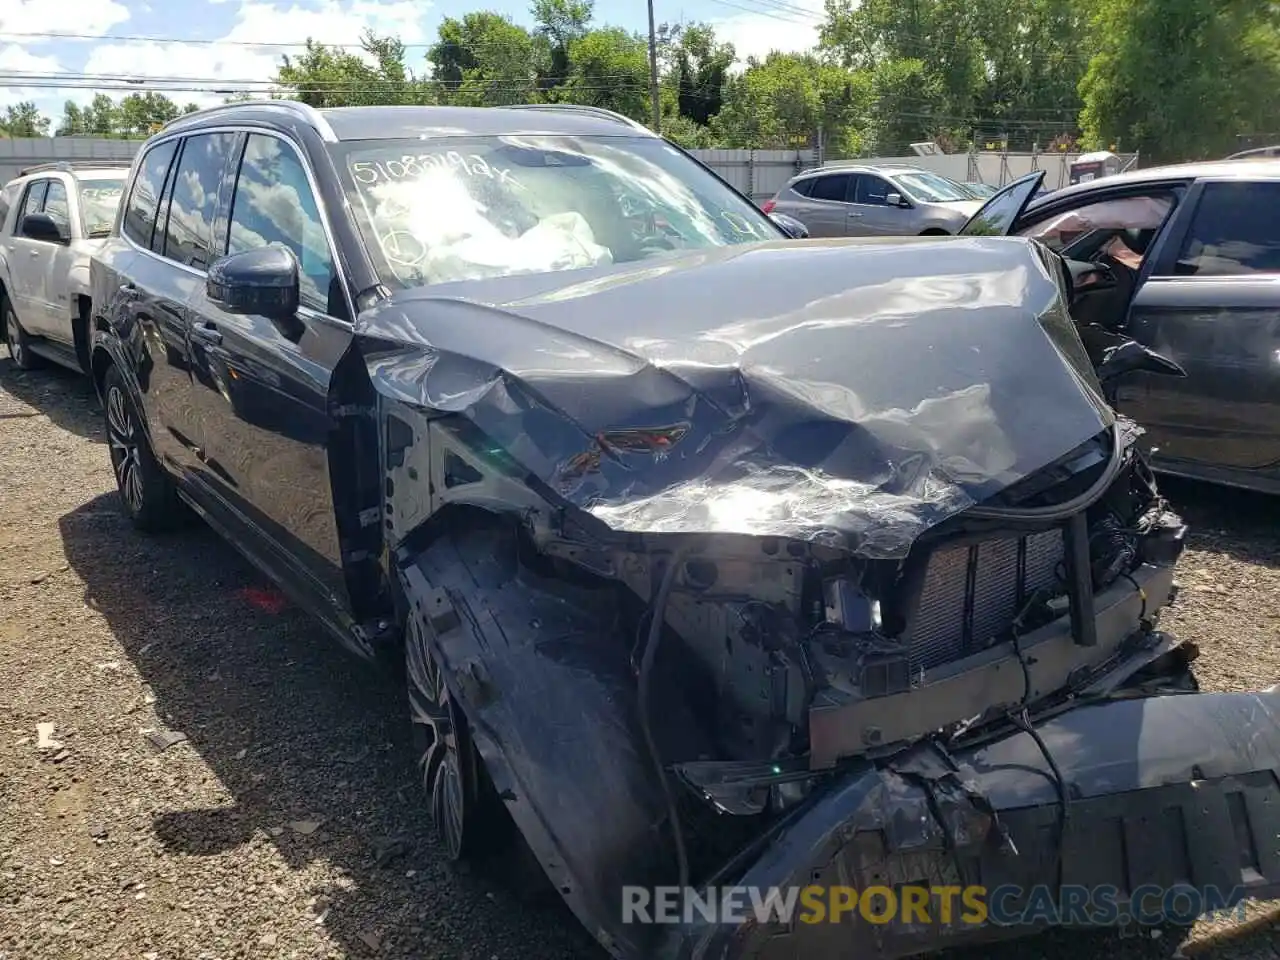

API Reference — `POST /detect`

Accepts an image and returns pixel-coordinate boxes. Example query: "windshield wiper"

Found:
[87,228,112,238]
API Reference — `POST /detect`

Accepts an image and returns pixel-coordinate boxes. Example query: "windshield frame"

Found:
[328,133,786,290]
[76,176,127,238]
[890,171,975,204]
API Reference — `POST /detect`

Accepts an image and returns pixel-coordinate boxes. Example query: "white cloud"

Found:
[0,0,130,41]
[81,0,436,110]
[711,0,825,66]
[0,44,67,113]
[1,0,436,129]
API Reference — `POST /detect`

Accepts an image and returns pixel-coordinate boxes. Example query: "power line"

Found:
[701,0,819,24]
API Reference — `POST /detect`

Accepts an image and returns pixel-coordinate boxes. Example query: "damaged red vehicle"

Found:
[88,101,1280,960]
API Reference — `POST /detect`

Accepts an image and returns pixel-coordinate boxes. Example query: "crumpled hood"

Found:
[357,235,1114,558]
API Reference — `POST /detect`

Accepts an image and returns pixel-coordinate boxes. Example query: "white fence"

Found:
[0,138,807,203]
[688,149,814,203]
[0,137,1140,205]
[816,150,1141,190]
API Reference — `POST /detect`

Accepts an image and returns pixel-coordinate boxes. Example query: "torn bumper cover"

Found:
[662,690,1280,960]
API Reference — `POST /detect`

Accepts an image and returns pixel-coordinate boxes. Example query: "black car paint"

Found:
[89,105,1280,960]
[964,161,1280,495]
[359,236,1112,556]
[92,114,377,650]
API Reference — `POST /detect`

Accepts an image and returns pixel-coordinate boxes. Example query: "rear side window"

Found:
[21,180,47,220]
[1174,181,1280,276]
[162,133,239,269]
[123,139,179,250]
[810,174,852,202]
[43,181,70,234]
[791,178,815,197]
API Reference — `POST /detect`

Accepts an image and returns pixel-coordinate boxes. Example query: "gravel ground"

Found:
[1,355,1278,960]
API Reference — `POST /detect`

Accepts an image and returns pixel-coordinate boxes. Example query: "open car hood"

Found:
[357,234,1113,559]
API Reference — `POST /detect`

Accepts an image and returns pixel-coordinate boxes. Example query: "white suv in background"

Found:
[0,161,131,374]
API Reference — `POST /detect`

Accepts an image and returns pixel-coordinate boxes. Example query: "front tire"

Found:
[4,299,39,371]
[102,364,182,532]
[405,613,492,860]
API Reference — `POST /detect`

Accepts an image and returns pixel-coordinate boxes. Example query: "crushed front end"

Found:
[357,237,1280,960]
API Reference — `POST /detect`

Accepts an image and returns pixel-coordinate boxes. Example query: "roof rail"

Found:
[503,103,652,134]
[18,159,132,177]
[1226,144,1280,160]
[160,99,337,141]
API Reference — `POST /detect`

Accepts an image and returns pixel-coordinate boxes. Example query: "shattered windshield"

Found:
[334,135,780,287]
[78,178,125,237]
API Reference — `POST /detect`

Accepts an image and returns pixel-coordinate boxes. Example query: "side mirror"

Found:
[207,246,300,322]
[769,212,809,239]
[21,212,69,244]
[885,192,908,208]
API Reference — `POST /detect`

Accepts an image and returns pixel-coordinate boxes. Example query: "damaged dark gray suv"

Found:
[89,100,1280,960]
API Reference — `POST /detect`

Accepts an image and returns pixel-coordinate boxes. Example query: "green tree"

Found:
[57,93,195,138]
[1080,0,1280,162]
[278,31,425,107]
[556,27,651,122]
[0,101,50,138]
[531,0,594,91]
[669,23,734,126]
[820,0,984,145]
[428,13,539,106]
[713,53,869,153]
[114,93,183,137]
[819,0,1090,151]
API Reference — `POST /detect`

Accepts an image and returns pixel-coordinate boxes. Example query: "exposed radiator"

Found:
[905,530,1065,677]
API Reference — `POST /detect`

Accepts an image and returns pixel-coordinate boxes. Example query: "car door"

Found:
[803,172,856,237]
[116,136,209,477]
[7,179,50,334]
[850,174,905,236]
[184,130,356,613]
[33,179,77,346]
[1119,177,1280,488]
[959,171,1044,237]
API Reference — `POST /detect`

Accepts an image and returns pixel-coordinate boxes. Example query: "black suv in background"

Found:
[89,102,1280,960]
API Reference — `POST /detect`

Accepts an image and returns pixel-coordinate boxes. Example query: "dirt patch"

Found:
[1,355,1277,960]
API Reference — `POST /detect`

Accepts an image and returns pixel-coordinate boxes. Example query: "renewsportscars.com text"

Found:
[621,883,1248,927]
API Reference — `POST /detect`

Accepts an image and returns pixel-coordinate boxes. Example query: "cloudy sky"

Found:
[0,0,826,125]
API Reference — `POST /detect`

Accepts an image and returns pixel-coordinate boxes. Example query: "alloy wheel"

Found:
[405,615,472,860]
[5,306,25,367]
[106,385,145,515]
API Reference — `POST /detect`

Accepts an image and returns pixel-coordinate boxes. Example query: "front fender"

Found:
[89,327,147,420]
[68,263,91,303]
[398,520,675,960]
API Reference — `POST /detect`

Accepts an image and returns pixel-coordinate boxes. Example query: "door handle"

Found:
[848,213,863,218]
[29,250,40,256]
[191,323,222,346]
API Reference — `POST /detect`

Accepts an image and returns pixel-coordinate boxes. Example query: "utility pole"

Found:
[646,0,661,134]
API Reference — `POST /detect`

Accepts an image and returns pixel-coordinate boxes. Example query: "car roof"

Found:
[793,163,930,181]
[1025,158,1280,209]
[162,101,656,142]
